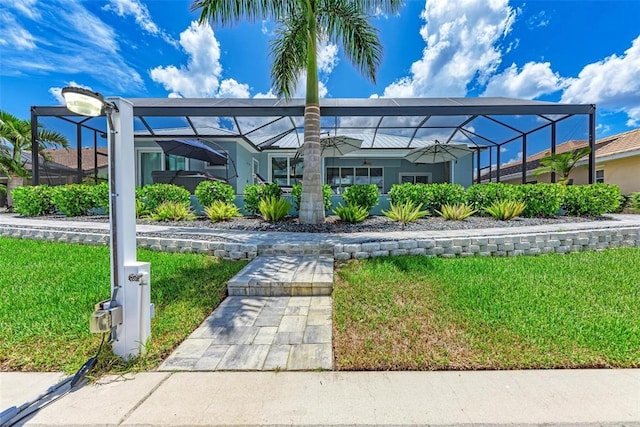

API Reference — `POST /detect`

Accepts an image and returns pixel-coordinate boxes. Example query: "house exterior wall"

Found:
[452,154,473,188]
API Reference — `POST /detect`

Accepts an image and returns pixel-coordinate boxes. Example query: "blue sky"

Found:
[1,0,640,163]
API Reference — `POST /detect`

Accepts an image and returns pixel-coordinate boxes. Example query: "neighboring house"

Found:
[481,128,640,195]
[0,151,79,187]
[44,148,109,183]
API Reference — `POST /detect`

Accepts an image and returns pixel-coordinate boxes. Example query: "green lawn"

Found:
[334,248,640,370]
[0,237,246,373]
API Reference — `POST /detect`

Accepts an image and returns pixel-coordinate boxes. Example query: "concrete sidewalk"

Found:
[2,370,639,426]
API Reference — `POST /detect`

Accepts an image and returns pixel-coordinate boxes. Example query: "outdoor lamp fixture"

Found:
[61,87,116,117]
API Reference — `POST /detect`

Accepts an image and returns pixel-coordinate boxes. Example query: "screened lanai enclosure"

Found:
[30,97,597,195]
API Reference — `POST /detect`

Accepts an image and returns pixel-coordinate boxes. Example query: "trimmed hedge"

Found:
[389,183,465,215]
[137,183,191,214]
[631,192,640,210]
[562,184,621,216]
[465,183,522,213]
[342,184,379,212]
[12,185,55,217]
[195,181,235,207]
[291,183,333,212]
[519,183,565,217]
[243,183,282,215]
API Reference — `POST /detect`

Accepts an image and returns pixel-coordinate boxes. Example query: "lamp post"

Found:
[62,87,152,360]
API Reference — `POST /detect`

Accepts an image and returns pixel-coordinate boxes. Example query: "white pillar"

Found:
[108,98,152,360]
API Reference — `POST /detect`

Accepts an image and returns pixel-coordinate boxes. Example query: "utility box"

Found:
[112,262,152,359]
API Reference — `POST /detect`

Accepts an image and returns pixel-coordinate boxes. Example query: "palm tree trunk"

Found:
[299,1,325,224]
[6,176,24,209]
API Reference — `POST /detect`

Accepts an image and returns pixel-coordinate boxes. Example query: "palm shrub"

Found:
[52,184,95,216]
[138,184,191,214]
[484,200,527,220]
[333,203,369,223]
[562,184,621,216]
[195,181,235,207]
[532,147,592,184]
[436,203,476,221]
[383,200,429,223]
[244,183,282,215]
[204,201,241,222]
[150,201,196,221]
[258,196,290,222]
[11,185,55,216]
[342,184,379,212]
[465,183,522,213]
[518,184,565,217]
[292,183,333,212]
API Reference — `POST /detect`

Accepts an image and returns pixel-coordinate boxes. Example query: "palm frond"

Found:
[318,0,382,83]
[270,11,309,99]
[192,0,290,26]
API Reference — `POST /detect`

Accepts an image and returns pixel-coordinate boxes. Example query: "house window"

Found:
[326,167,383,194]
[399,173,432,185]
[596,170,605,183]
[271,155,303,186]
[136,149,189,186]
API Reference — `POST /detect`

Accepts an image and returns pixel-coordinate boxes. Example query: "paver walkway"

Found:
[159,296,332,371]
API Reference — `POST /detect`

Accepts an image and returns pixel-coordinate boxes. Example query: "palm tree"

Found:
[193,0,402,223]
[532,147,592,185]
[0,110,70,207]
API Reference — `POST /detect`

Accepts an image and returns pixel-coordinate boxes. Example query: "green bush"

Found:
[150,201,196,221]
[632,192,640,210]
[382,200,429,223]
[465,183,522,213]
[52,184,95,216]
[436,203,476,221]
[138,184,190,214]
[244,183,282,215]
[88,182,110,213]
[291,183,333,212]
[195,181,235,207]
[12,185,55,216]
[333,203,369,223]
[389,183,466,215]
[204,201,241,222]
[342,184,379,212]
[484,200,527,220]
[518,184,565,217]
[258,196,290,222]
[562,184,621,216]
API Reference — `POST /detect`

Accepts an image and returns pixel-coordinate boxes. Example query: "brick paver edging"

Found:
[1,225,639,260]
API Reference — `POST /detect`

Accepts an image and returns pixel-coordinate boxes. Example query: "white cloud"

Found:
[0,0,143,91]
[482,61,566,98]
[0,13,36,50]
[382,0,516,98]
[317,41,339,74]
[103,0,177,46]
[505,151,522,165]
[150,21,251,99]
[48,81,94,104]
[561,35,640,126]
[0,0,40,20]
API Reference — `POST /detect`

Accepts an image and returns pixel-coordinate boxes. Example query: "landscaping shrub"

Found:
[518,184,565,217]
[382,200,429,223]
[52,184,96,216]
[11,185,55,216]
[465,183,522,213]
[244,183,282,215]
[333,203,369,223]
[484,200,526,220]
[204,201,241,222]
[436,203,476,221]
[138,183,190,214]
[389,183,465,215]
[342,184,379,212]
[89,182,110,213]
[562,184,621,216]
[258,196,290,222]
[150,201,196,221]
[195,181,235,207]
[291,183,333,212]
[632,192,640,210]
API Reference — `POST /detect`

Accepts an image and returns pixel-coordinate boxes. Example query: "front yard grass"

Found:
[0,237,246,374]
[334,248,640,370]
